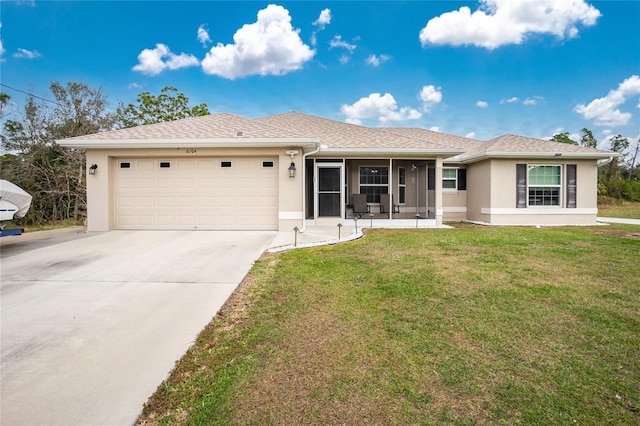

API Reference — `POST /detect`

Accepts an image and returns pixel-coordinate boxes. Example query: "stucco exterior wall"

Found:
[475,158,599,225]
[465,160,492,223]
[84,147,304,232]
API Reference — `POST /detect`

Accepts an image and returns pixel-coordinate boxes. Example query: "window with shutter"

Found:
[516,164,527,208]
[566,164,577,208]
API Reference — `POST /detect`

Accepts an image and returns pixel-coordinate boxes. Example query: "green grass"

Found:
[138,224,640,425]
[598,199,640,219]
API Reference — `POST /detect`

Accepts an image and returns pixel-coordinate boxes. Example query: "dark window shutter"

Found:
[516,164,527,208]
[428,167,435,190]
[566,164,577,208]
[458,169,467,190]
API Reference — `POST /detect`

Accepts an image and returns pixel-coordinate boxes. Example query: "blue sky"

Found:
[1,1,639,149]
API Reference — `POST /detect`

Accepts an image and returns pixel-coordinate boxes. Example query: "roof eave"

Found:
[57,137,322,150]
[313,147,465,158]
[459,151,619,164]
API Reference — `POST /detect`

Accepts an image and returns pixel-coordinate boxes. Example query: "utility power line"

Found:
[0,83,62,107]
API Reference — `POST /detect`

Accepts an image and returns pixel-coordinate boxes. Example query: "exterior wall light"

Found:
[89,164,98,175]
[286,150,299,178]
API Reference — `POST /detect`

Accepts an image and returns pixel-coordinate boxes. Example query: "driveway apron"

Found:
[1,230,276,426]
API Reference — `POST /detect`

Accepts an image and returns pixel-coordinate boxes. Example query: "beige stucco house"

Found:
[58,112,616,232]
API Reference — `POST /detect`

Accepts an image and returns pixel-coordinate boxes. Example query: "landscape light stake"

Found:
[293,226,299,247]
[337,223,342,240]
[415,214,420,228]
[353,217,359,233]
[370,213,374,228]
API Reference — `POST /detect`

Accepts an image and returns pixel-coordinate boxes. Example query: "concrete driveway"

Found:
[1,230,276,426]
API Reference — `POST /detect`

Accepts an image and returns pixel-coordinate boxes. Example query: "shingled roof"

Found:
[58,111,615,161]
[255,111,458,151]
[63,113,307,141]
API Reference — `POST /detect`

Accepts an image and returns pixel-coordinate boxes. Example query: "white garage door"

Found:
[115,158,278,230]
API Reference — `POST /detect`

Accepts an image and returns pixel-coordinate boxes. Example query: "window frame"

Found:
[442,167,458,191]
[527,164,562,207]
[398,167,406,204]
[358,166,389,203]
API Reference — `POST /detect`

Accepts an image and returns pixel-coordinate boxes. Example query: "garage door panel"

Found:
[136,178,155,189]
[115,157,278,230]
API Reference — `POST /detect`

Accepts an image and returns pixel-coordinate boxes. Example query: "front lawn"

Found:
[598,199,640,219]
[138,224,640,425]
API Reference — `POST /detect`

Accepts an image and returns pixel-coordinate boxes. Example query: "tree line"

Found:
[1,83,208,225]
[1,81,639,226]
[551,129,640,202]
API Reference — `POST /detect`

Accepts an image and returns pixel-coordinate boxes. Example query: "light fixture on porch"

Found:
[286,150,298,178]
[88,164,98,175]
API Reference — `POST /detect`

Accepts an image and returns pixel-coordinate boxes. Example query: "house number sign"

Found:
[185,149,197,154]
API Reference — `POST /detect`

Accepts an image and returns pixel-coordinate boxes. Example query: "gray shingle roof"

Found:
[59,111,615,161]
[64,112,306,140]
[255,112,457,150]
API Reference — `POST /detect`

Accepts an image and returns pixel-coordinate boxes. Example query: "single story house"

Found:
[58,111,617,232]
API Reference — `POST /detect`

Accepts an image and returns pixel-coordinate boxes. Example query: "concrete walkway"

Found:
[597,217,640,225]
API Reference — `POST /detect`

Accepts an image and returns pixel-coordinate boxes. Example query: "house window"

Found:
[442,168,457,190]
[262,161,274,168]
[159,161,171,168]
[119,162,131,169]
[528,165,562,206]
[220,161,232,168]
[398,167,406,204]
[359,166,388,203]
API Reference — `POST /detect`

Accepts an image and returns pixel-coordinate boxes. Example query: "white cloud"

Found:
[13,48,41,59]
[127,82,143,90]
[329,35,356,52]
[313,8,331,29]
[476,100,489,108]
[574,75,640,126]
[197,25,212,47]
[523,96,543,105]
[429,126,441,132]
[465,131,476,138]
[0,23,4,57]
[201,4,315,79]
[419,0,601,50]
[418,85,442,112]
[340,93,422,125]
[501,97,520,104]
[366,54,390,67]
[132,43,199,76]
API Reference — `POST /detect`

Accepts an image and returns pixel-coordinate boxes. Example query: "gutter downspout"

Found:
[299,143,322,233]
[597,156,614,167]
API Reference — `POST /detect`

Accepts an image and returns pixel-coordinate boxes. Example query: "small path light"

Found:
[337,223,342,240]
[369,213,374,228]
[293,226,299,247]
[415,214,421,228]
[353,217,358,233]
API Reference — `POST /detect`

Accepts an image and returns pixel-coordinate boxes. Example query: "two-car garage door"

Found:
[115,158,278,230]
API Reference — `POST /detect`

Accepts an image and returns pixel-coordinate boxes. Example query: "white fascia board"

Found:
[313,147,465,158]
[57,138,322,149]
[460,151,619,164]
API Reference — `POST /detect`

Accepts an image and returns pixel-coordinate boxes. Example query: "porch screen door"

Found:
[317,166,342,217]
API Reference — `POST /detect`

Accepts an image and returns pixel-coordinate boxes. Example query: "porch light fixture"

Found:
[89,164,98,175]
[286,150,298,178]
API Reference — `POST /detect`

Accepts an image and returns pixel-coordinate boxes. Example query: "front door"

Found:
[316,164,344,218]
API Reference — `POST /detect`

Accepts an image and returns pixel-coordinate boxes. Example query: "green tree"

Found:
[116,86,209,128]
[579,128,598,149]
[1,81,115,223]
[602,135,630,198]
[550,132,577,145]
